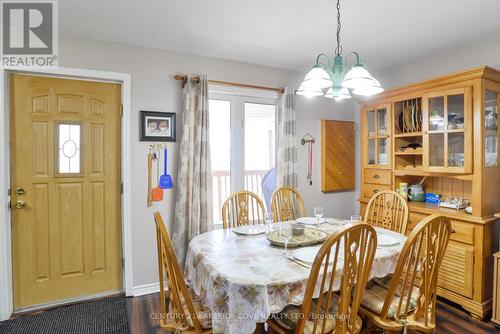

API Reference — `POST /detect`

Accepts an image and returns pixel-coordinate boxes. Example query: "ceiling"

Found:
[60,0,500,72]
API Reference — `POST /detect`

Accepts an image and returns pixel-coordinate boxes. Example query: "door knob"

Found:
[14,200,26,209]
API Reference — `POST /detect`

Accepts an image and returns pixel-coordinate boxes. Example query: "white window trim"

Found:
[209,84,279,100]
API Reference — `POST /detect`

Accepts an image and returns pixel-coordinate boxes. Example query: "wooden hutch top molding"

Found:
[361,66,500,102]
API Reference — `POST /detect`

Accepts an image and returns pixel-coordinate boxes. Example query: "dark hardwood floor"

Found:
[126,293,500,334]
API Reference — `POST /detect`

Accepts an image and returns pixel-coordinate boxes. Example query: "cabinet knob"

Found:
[373,175,380,179]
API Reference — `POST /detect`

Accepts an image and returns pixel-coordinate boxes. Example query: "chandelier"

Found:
[297,0,383,101]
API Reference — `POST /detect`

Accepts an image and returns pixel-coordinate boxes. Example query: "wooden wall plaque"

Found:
[321,120,355,192]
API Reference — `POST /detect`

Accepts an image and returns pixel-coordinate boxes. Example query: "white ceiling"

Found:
[60,0,500,72]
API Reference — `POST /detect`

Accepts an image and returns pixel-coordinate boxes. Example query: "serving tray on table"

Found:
[266,228,328,248]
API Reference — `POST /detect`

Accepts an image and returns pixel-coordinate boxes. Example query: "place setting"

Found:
[263,209,406,271]
[295,206,347,227]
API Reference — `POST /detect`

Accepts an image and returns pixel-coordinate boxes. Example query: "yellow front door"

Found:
[11,74,123,309]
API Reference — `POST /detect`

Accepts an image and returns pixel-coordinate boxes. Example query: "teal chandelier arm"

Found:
[344,51,362,67]
[315,53,331,70]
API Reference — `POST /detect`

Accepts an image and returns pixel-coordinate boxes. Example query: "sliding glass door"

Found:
[209,93,276,224]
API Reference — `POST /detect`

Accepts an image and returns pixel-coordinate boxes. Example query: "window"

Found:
[209,90,276,225]
[56,123,82,175]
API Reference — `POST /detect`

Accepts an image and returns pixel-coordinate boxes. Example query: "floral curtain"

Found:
[173,74,213,265]
[276,87,298,187]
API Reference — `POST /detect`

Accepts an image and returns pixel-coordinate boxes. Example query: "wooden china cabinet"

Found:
[359,66,500,319]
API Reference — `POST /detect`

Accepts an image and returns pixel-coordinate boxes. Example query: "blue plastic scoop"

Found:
[159,148,173,189]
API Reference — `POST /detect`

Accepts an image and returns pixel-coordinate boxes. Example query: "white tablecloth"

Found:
[184,221,407,334]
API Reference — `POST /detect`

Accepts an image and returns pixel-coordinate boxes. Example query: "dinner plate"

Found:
[324,218,346,225]
[293,246,321,264]
[397,111,404,132]
[403,106,413,132]
[296,217,326,225]
[377,234,401,247]
[293,246,337,264]
[232,225,267,235]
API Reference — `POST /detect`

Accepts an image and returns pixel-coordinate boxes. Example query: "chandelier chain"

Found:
[335,0,342,56]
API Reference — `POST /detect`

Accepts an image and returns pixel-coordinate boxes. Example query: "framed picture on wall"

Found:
[140,111,176,142]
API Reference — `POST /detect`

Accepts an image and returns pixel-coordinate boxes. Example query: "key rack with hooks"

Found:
[147,143,173,207]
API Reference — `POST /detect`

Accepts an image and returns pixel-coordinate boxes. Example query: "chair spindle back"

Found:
[271,186,305,222]
[221,191,266,229]
[297,224,377,334]
[364,190,409,234]
[154,212,203,332]
[380,214,451,329]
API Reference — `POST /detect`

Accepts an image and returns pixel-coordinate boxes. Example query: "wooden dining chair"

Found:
[271,186,306,222]
[268,224,378,334]
[221,191,266,229]
[364,190,409,234]
[359,214,451,334]
[153,212,212,333]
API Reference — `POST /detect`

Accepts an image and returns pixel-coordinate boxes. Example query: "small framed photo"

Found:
[140,111,176,142]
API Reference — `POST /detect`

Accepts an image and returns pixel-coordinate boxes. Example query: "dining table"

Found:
[184,219,408,334]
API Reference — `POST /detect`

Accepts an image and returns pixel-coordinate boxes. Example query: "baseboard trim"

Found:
[132,282,165,297]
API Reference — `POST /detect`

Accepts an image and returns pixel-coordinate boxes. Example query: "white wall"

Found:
[295,95,357,219]
[56,37,356,289]
[374,31,500,89]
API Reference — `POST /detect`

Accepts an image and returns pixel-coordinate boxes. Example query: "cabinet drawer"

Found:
[364,169,392,185]
[363,183,391,199]
[406,215,475,245]
[449,220,475,245]
[438,242,474,298]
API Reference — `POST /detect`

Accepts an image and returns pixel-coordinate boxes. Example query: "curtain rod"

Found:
[174,75,285,94]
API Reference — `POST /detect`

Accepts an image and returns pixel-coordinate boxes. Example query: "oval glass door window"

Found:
[62,140,78,158]
[57,123,81,174]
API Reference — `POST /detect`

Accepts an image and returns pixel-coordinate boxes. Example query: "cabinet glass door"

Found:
[429,133,445,167]
[448,133,465,167]
[377,138,388,166]
[364,104,391,168]
[429,96,445,131]
[485,90,498,167]
[367,139,375,165]
[377,108,388,136]
[424,87,471,173]
[448,94,465,130]
[367,110,375,137]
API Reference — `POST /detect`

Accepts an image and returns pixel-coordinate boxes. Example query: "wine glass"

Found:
[314,206,324,227]
[280,222,293,256]
[350,215,362,224]
[265,212,274,233]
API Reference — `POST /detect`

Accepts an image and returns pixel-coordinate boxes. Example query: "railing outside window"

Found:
[212,169,268,224]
